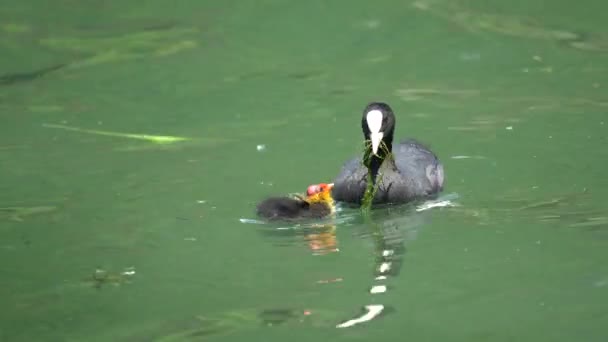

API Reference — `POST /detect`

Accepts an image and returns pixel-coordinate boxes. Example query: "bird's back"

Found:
[256,197,306,220]
[383,139,444,202]
[332,139,443,205]
[332,157,368,205]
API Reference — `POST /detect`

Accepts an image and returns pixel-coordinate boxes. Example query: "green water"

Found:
[1,0,607,340]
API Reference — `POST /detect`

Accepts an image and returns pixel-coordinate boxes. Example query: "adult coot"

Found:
[332,102,444,205]
[256,183,335,221]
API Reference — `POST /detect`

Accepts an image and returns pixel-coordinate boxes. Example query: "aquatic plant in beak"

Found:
[362,139,392,168]
[361,139,392,211]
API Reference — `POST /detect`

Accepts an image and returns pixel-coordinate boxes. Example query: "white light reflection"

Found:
[336,305,385,328]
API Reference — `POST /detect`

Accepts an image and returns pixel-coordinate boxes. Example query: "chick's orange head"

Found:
[306,183,333,196]
[306,183,334,202]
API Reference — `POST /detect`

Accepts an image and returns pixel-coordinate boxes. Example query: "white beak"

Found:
[366,109,384,155]
[370,132,383,155]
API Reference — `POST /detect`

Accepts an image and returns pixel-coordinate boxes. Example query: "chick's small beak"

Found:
[326,183,334,191]
[370,132,384,155]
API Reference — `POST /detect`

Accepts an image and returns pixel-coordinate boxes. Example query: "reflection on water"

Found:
[244,194,458,328]
[244,187,608,331]
[242,215,346,255]
[336,196,456,328]
[305,225,339,255]
[251,221,342,256]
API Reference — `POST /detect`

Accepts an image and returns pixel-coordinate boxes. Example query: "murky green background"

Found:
[1,0,607,341]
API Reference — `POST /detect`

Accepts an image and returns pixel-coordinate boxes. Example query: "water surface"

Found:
[1,0,607,341]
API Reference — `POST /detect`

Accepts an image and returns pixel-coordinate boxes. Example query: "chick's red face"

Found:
[306,183,334,196]
[307,184,321,196]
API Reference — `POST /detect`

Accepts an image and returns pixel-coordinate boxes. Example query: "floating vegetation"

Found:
[87,267,136,289]
[1,23,31,33]
[42,123,235,152]
[411,0,608,52]
[114,138,232,152]
[450,155,487,160]
[391,80,606,118]
[568,39,608,52]
[26,104,65,113]
[0,64,66,86]
[0,25,200,87]
[394,87,480,102]
[42,123,191,144]
[40,27,197,53]
[0,205,57,222]
[115,307,340,341]
[568,217,608,229]
[154,39,197,57]
[0,145,28,150]
[39,27,200,69]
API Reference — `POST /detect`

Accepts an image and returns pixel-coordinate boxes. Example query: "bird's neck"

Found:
[369,155,383,185]
[368,141,392,185]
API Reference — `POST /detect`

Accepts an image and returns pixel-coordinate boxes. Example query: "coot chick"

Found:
[332,102,444,205]
[256,183,335,221]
